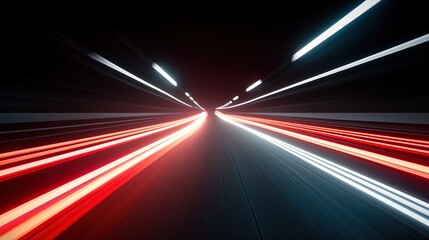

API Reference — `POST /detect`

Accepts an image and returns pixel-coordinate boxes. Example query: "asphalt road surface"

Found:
[11,113,421,239]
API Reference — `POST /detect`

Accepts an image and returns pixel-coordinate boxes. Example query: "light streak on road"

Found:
[220,113,429,179]
[0,115,199,163]
[0,112,207,239]
[216,111,429,227]
[229,115,429,156]
[221,33,429,109]
[0,114,202,181]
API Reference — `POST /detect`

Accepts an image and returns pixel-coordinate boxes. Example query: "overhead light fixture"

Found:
[233,96,239,101]
[152,63,178,86]
[192,100,205,110]
[88,54,191,107]
[223,34,429,109]
[246,79,262,92]
[185,92,190,97]
[292,0,381,61]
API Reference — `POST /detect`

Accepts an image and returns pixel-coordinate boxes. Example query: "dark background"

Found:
[2,1,429,112]
[1,2,429,239]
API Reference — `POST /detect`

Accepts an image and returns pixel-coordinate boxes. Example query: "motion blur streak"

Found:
[216,111,429,227]
[0,115,201,165]
[152,63,178,86]
[89,53,193,108]
[228,115,429,156]
[193,100,205,110]
[222,33,429,109]
[221,114,429,179]
[0,112,206,239]
[245,79,262,92]
[291,0,381,61]
[0,114,202,181]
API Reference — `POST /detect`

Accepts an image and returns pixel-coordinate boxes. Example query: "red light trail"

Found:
[216,111,429,228]
[2,2,429,237]
[0,112,206,239]
[221,113,429,179]
[0,114,202,181]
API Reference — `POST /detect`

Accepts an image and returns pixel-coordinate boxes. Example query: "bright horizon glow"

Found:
[292,0,381,61]
[222,34,429,109]
[152,63,178,86]
[233,96,239,101]
[246,79,262,92]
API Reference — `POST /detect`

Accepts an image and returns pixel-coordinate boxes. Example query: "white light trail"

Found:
[185,93,204,110]
[216,102,230,109]
[222,34,429,109]
[217,100,234,109]
[246,79,262,92]
[193,100,205,110]
[292,0,381,61]
[88,53,192,108]
[152,63,178,86]
[233,96,239,101]
[216,112,429,227]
